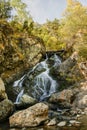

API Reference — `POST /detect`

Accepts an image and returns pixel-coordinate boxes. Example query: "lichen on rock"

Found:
[0,20,45,84]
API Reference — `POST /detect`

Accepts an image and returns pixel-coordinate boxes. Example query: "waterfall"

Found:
[13,54,61,103]
[13,75,25,88]
[15,89,24,104]
[31,58,58,101]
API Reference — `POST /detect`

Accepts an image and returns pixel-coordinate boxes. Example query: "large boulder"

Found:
[0,99,14,122]
[68,81,87,109]
[0,20,45,84]
[49,81,87,110]
[0,78,7,101]
[49,89,74,109]
[9,103,48,127]
[49,89,73,104]
[58,52,78,74]
[50,52,84,90]
[73,91,87,109]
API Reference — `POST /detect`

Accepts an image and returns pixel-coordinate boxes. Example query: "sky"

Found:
[23,0,87,24]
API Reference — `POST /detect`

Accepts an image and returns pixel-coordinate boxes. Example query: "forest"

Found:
[0,0,87,60]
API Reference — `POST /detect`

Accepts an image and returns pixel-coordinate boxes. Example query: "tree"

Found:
[32,19,64,51]
[0,0,12,19]
[60,0,87,53]
[10,0,30,23]
[23,18,34,34]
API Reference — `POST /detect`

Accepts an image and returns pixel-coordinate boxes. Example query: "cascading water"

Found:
[30,59,57,101]
[13,54,61,103]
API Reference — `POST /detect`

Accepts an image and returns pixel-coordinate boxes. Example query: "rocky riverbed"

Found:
[0,115,87,130]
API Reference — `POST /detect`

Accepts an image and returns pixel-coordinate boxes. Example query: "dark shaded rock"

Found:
[47,118,57,126]
[46,50,65,58]
[9,103,48,128]
[0,99,14,122]
[48,110,59,119]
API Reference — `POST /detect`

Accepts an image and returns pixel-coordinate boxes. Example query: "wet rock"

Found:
[0,99,14,122]
[59,115,77,121]
[69,120,81,126]
[48,110,59,119]
[57,121,67,127]
[15,94,37,109]
[0,78,7,101]
[47,118,57,126]
[9,103,48,127]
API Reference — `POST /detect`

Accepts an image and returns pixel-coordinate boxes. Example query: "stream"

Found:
[0,54,87,130]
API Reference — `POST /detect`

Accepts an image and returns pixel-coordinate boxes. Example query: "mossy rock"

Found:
[0,20,46,84]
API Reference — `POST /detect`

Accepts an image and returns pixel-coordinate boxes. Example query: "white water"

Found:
[13,75,25,87]
[14,54,61,102]
[15,89,24,104]
[32,58,58,101]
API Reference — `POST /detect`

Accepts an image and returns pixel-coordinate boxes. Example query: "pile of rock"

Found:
[9,85,87,128]
[46,86,87,127]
